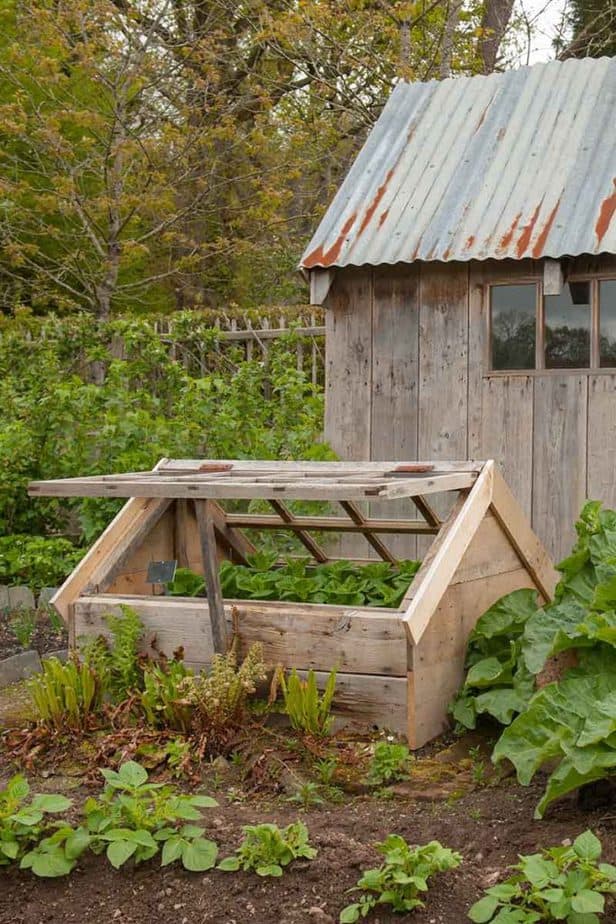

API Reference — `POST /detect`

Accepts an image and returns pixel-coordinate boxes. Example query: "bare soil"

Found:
[1,760,615,924]
[0,609,67,660]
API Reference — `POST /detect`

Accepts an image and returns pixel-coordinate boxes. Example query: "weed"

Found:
[314,757,338,784]
[278,667,336,737]
[340,836,462,922]
[219,821,317,877]
[46,608,64,635]
[468,808,482,821]
[468,830,616,922]
[286,782,324,809]
[366,742,411,786]
[468,745,488,787]
[10,609,37,648]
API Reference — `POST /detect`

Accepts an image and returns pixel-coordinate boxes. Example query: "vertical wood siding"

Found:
[324,256,616,562]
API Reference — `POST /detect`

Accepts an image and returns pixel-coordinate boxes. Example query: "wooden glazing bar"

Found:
[268,499,329,563]
[339,501,397,564]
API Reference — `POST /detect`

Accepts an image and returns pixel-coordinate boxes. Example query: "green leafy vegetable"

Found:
[170,557,421,608]
[340,836,461,922]
[218,821,317,877]
[468,829,616,922]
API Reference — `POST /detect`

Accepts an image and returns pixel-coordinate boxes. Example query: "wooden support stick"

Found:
[339,501,397,564]
[195,499,228,653]
[413,495,441,528]
[268,499,328,563]
[208,500,256,565]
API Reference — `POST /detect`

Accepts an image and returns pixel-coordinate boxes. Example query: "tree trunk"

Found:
[478,0,515,73]
[440,0,464,78]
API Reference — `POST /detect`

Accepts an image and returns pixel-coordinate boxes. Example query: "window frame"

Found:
[487,275,616,375]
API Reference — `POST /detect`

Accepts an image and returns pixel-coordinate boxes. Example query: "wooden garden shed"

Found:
[301,56,616,562]
[29,459,557,747]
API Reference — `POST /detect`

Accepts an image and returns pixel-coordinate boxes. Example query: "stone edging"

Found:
[0,648,69,688]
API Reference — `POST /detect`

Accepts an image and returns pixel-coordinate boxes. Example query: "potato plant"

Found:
[468,830,616,923]
[218,822,317,877]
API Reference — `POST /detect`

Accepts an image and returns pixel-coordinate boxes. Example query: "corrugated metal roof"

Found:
[300,56,616,269]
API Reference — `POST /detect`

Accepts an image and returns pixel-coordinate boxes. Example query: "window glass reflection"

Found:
[545,283,590,369]
[600,280,616,368]
[491,284,536,370]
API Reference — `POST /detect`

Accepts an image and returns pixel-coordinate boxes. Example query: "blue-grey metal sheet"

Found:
[300,57,616,268]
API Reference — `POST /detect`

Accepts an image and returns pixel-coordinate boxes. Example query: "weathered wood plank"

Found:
[417,263,470,553]
[480,376,535,520]
[587,375,616,509]
[50,491,170,623]
[532,375,588,560]
[195,500,228,652]
[370,265,420,559]
[107,507,175,595]
[402,462,494,645]
[73,595,406,676]
[409,566,537,748]
[490,468,559,602]
[223,514,438,535]
[324,268,373,461]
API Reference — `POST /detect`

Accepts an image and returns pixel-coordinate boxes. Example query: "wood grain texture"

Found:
[409,566,538,748]
[480,376,535,519]
[370,265,420,559]
[587,374,616,508]
[73,595,405,676]
[532,374,588,560]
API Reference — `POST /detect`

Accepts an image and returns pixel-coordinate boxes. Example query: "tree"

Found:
[560,0,616,58]
[0,0,513,317]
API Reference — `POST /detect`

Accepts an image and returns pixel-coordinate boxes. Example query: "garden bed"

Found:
[0,739,615,924]
[0,609,67,661]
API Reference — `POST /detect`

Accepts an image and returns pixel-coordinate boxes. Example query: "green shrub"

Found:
[218,821,317,877]
[468,830,616,923]
[139,660,194,734]
[340,836,462,922]
[278,666,337,737]
[0,534,82,591]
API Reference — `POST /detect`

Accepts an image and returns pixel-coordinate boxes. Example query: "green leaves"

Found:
[219,822,317,878]
[278,667,337,737]
[467,831,616,923]
[0,773,77,873]
[366,742,411,786]
[217,558,420,608]
[341,837,461,922]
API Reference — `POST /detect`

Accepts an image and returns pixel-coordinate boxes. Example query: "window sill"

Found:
[484,368,616,378]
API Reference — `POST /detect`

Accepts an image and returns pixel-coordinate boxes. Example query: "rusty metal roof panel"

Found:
[300,56,616,269]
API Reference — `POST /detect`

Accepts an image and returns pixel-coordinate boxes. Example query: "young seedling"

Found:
[468,830,616,923]
[340,836,461,922]
[286,782,325,809]
[366,742,412,786]
[219,821,317,877]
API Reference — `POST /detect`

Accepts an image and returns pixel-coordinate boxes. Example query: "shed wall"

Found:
[324,256,616,561]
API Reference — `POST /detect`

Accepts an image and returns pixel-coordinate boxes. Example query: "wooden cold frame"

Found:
[29,458,558,747]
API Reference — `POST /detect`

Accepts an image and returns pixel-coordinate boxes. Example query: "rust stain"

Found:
[410,236,423,261]
[357,168,394,237]
[497,127,506,141]
[595,178,616,246]
[473,102,490,134]
[443,247,451,260]
[378,208,389,228]
[465,234,475,249]
[426,243,437,261]
[532,197,562,258]
[497,212,522,252]
[516,202,543,258]
[302,213,357,268]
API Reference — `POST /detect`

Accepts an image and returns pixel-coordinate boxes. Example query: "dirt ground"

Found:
[1,759,616,924]
[0,609,67,660]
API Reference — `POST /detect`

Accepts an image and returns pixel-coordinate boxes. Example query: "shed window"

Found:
[491,284,536,370]
[600,281,616,368]
[489,279,616,371]
[545,286,591,369]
